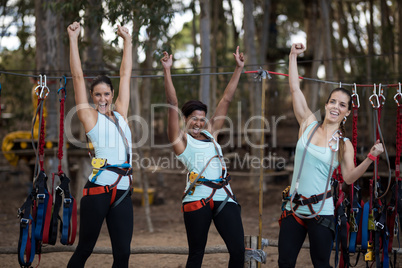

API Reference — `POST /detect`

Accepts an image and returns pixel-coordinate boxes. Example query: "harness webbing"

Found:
[181,131,235,216]
[289,123,337,219]
[84,111,132,208]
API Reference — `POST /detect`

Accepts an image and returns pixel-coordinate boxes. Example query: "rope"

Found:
[57,77,67,175]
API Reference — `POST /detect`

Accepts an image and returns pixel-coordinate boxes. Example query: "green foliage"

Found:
[0,48,35,128]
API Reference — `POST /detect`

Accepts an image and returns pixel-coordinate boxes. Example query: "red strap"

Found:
[41,192,53,244]
[57,97,65,174]
[83,185,110,196]
[110,188,117,206]
[181,199,214,213]
[68,199,77,245]
[37,99,46,171]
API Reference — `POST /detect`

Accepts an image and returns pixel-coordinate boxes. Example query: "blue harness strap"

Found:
[361,201,370,251]
[349,203,362,253]
[33,170,50,241]
[18,194,36,267]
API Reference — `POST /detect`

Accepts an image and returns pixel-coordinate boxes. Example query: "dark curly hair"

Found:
[181,100,208,117]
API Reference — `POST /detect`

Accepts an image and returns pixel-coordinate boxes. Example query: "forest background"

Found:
[0,0,402,267]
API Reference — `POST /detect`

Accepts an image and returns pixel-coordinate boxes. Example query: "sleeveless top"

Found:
[86,111,132,190]
[176,130,235,203]
[285,121,347,215]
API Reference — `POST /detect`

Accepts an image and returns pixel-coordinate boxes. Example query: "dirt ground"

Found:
[1,166,401,268]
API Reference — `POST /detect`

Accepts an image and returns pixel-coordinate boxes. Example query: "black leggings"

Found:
[278,213,335,268]
[183,201,245,268]
[67,181,133,268]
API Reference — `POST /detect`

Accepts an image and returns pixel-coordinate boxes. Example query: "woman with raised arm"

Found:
[278,43,384,268]
[161,47,245,268]
[67,22,133,268]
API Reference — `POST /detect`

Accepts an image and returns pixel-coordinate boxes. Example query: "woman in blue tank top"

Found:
[278,43,384,268]
[161,47,245,268]
[67,22,133,268]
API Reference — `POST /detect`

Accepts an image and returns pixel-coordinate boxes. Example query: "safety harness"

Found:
[83,111,132,208]
[280,122,340,233]
[18,75,52,267]
[181,131,237,216]
[47,77,77,246]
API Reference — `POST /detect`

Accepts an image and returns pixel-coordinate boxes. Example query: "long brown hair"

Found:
[324,88,352,163]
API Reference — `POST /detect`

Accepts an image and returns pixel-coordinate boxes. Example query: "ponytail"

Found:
[338,122,346,163]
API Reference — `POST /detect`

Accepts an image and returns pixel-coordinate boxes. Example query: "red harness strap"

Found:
[182,192,215,213]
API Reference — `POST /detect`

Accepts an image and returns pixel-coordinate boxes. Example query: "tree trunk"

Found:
[319,0,334,81]
[131,19,154,233]
[243,0,262,189]
[210,0,218,114]
[83,0,103,74]
[191,0,199,68]
[35,0,65,177]
[199,0,211,108]
[259,0,271,64]
[304,0,322,113]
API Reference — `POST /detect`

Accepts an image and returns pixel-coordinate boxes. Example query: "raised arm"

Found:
[289,43,314,129]
[67,22,97,132]
[161,52,186,155]
[114,25,132,120]
[341,139,384,185]
[209,46,244,135]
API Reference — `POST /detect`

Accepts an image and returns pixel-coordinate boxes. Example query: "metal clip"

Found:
[378,83,386,106]
[328,130,342,152]
[39,75,50,99]
[394,82,402,106]
[351,83,360,108]
[369,83,380,109]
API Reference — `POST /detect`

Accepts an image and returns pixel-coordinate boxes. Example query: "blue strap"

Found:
[349,204,362,253]
[361,201,370,251]
[60,195,73,245]
[383,230,390,268]
[34,191,49,240]
[90,163,132,183]
[19,215,36,267]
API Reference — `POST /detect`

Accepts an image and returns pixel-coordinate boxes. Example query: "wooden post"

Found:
[258,72,268,268]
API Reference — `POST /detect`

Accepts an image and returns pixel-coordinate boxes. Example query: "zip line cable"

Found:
[0,69,401,89]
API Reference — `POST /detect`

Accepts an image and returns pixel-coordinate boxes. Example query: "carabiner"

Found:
[57,75,67,101]
[369,83,380,109]
[378,83,386,107]
[329,130,342,152]
[351,83,360,108]
[394,82,402,106]
[35,75,43,96]
[39,75,50,99]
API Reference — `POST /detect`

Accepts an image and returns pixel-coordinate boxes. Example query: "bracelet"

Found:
[367,153,377,161]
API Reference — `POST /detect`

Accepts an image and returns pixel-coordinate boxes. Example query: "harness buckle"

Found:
[64,198,72,208]
[56,186,64,196]
[310,195,319,204]
[37,193,46,203]
[375,221,384,230]
[20,218,30,228]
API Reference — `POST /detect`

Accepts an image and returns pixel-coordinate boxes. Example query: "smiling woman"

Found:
[161,47,246,268]
[277,43,385,268]
[66,21,135,268]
